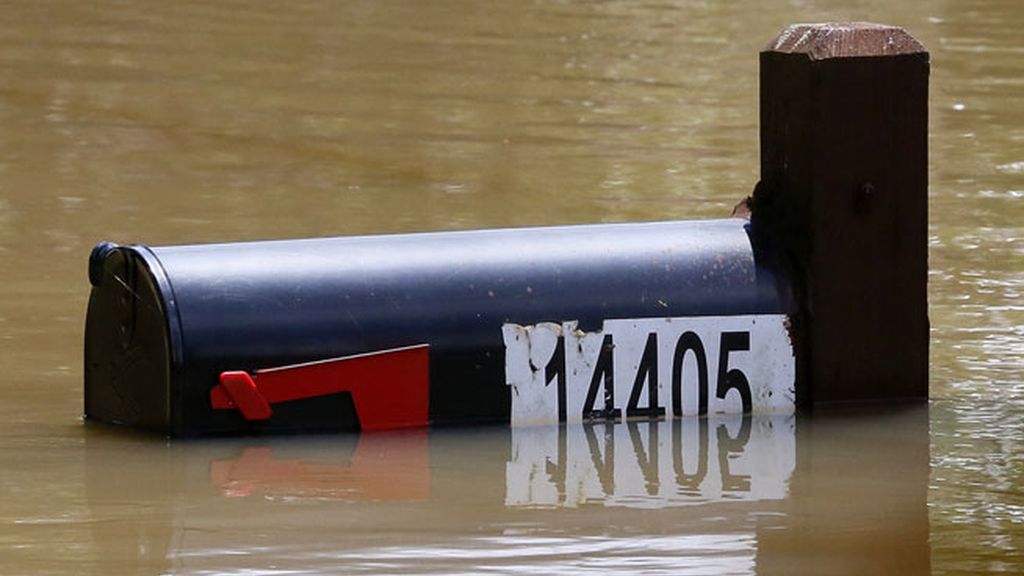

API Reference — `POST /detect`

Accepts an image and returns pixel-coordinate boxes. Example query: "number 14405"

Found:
[502,315,795,427]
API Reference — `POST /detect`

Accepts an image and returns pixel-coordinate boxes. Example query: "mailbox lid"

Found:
[85,243,181,434]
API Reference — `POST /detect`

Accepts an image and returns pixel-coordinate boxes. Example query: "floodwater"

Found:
[0,0,1021,573]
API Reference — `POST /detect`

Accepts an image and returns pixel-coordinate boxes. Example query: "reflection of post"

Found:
[755,406,930,574]
[506,415,795,508]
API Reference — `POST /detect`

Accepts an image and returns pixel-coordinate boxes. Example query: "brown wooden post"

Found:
[753,23,929,404]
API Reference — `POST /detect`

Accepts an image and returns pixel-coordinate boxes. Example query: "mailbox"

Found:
[85,219,796,437]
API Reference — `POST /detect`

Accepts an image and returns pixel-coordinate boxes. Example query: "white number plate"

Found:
[502,315,795,427]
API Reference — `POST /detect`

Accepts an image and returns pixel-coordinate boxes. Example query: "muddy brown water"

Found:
[0,0,1021,574]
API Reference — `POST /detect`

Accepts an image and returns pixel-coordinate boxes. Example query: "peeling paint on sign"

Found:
[502,315,795,427]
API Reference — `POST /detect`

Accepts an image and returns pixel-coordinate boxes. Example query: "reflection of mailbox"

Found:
[78,405,929,574]
[83,22,929,437]
[210,431,430,501]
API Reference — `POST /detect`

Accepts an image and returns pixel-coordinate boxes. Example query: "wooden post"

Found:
[753,23,929,404]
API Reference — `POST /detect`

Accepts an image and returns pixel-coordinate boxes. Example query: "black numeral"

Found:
[627,333,665,418]
[582,334,621,420]
[716,332,752,413]
[672,331,709,416]
[544,335,567,422]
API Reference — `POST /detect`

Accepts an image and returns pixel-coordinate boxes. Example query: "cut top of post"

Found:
[766,22,926,60]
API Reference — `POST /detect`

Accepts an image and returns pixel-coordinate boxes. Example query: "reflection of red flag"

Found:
[210,430,430,500]
[210,344,429,430]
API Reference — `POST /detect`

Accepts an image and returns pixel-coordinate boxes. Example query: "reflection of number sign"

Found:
[502,315,795,427]
[505,415,796,508]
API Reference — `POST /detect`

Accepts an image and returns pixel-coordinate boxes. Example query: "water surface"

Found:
[0,0,1021,573]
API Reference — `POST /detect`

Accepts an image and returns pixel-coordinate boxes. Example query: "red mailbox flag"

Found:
[210,344,429,430]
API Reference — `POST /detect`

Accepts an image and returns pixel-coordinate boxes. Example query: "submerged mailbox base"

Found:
[85,219,796,437]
